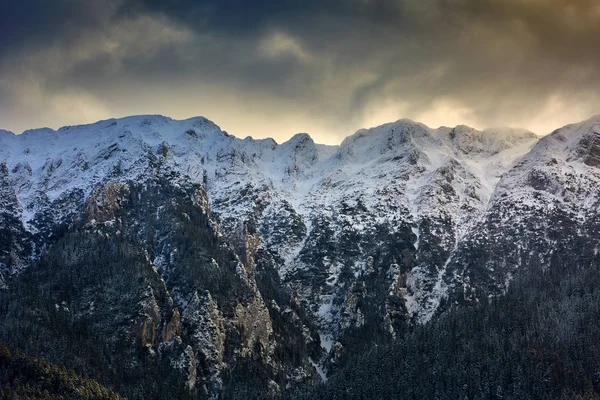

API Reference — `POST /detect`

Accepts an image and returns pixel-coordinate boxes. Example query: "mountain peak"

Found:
[339,118,432,155]
[285,132,314,147]
[20,127,57,137]
[536,114,600,166]
[110,114,174,126]
[446,125,537,156]
[14,115,223,137]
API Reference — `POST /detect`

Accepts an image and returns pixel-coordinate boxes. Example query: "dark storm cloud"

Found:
[0,1,117,55]
[2,0,600,141]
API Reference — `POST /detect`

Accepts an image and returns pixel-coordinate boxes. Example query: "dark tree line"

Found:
[0,342,124,400]
[293,251,600,399]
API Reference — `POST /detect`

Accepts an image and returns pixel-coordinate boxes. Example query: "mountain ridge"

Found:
[4,113,544,146]
[2,113,600,398]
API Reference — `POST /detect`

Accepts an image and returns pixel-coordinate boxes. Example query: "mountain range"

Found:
[2,114,600,398]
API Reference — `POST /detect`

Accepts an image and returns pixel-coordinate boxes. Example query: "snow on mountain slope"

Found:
[0,114,540,359]
[493,115,600,205]
[274,120,538,331]
[441,115,600,313]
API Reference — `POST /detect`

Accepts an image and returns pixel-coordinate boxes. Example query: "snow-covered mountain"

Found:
[0,115,535,312]
[4,113,600,397]
[444,115,600,307]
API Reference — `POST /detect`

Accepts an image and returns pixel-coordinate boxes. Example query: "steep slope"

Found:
[0,342,125,399]
[443,115,600,306]
[264,121,537,368]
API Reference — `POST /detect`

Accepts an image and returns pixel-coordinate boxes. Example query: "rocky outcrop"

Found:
[182,291,225,395]
[83,182,131,225]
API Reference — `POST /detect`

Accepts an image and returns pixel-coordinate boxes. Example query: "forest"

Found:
[293,252,600,399]
[0,342,123,400]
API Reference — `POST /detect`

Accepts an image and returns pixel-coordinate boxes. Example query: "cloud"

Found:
[1,0,600,141]
[0,5,194,132]
[260,32,313,64]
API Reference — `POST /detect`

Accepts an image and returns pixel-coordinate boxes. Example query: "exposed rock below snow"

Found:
[442,115,600,310]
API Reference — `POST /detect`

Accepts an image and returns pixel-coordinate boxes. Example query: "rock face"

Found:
[2,113,600,398]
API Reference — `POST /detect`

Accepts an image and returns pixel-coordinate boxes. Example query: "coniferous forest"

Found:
[293,255,600,399]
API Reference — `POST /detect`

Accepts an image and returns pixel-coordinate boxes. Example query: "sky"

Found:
[1,0,600,144]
